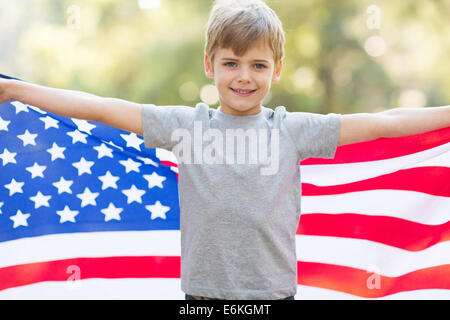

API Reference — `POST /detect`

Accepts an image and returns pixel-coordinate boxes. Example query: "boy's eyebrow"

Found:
[220,57,270,63]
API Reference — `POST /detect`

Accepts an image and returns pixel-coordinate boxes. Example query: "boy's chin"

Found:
[223,104,262,115]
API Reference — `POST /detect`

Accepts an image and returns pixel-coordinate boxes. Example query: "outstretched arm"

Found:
[338,105,450,146]
[1,79,143,136]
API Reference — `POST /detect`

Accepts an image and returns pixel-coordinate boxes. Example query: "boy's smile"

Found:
[204,42,282,116]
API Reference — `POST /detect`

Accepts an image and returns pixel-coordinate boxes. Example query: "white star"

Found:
[17,130,38,147]
[40,116,59,129]
[10,210,31,228]
[25,162,47,178]
[71,119,96,134]
[120,132,144,151]
[119,158,141,173]
[0,202,3,214]
[101,203,123,222]
[0,148,17,166]
[98,171,119,190]
[9,210,30,229]
[93,143,114,159]
[143,172,166,189]
[29,191,51,209]
[56,205,79,223]
[145,201,170,220]
[28,105,46,114]
[72,157,95,176]
[0,116,10,131]
[67,130,88,144]
[4,178,24,196]
[76,187,99,207]
[121,185,146,204]
[104,140,124,152]
[47,142,66,161]
[52,176,73,194]
[10,101,29,114]
[137,156,159,167]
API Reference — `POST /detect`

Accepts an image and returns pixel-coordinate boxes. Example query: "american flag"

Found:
[0,75,449,299]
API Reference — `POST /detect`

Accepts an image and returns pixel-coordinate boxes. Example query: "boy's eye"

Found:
[224,62,236,67]
[255,64,266,70]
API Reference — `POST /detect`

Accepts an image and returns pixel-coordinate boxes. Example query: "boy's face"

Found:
[204,41,282,116]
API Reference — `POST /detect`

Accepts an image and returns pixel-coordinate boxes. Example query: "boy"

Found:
[0,0,449,300]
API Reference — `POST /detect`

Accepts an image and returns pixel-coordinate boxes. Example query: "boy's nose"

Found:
[237,68,251,83]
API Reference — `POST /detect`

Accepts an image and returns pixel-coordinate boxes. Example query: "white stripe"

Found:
[297,285,450,300]
[0,230,180,269]
[0,278,184,300]
[296,235,450,277]
[302,189,450,225]
[301,142,450,186]
[1,279,448,300]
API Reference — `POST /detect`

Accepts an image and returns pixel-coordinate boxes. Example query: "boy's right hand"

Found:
[0,79,12,104]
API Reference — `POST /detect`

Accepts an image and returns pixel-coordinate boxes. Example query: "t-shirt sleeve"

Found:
[141,104,195,150]
[284,111,341,161]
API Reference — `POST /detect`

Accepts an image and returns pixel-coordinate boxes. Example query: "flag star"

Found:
[101,203,123,222]
[47,142,66,161]
[0,202,3,214]
[0,116,10,131]
[10,101,29,114]
[72,119,96,134]
[143,172,166,189]
[40,115,59,129]
[98,171,119,190]
[120,132,144,151]
[67,130,88,144]
[0,148,17,166]
[17,130,38,147]
[26,162,47,179]
[27,105,46,114]
[94,143,114,159]
[121,185,146,204]
[137,156,159,167]
[56,205,79,223]
[77,187,99,207]
[52,176,73,194]
[29,191,51,209]
[72,157,95,176]
[4,178,24,196]
[146,201,170,220]
[10,210,31,228]
[108,141,124,152]
[119,158,141,173]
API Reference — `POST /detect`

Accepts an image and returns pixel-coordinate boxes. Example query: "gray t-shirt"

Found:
[142,102,341,299]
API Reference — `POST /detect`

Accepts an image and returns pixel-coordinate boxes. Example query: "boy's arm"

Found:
[5,79,143,136]
[338,105,450,146]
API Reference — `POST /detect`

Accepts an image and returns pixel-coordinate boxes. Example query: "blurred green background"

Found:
[1,0,450,115]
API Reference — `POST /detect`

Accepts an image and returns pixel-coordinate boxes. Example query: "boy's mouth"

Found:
[230,88,257,97]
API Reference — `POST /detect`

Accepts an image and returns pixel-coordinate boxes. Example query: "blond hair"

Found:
[205,0,285,65]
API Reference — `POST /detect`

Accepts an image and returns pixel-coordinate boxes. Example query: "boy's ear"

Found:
[272,59,283,83]
[204,54,214,78]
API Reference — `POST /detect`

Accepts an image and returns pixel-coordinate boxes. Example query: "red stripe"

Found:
[160,160,178,168]
[301,127,450,165]
[3,256,448,298]
[297,213,450,252]
[298,261,450,298]
[302,166,450,197]
[0,256,180,291]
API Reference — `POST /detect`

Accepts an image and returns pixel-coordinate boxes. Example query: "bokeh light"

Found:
[398,89,427,108]
[179,81,199,102]
[364,35,387,57]
[200,84,219,105]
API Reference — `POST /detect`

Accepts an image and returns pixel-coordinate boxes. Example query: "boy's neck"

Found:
[219,104,262,116]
